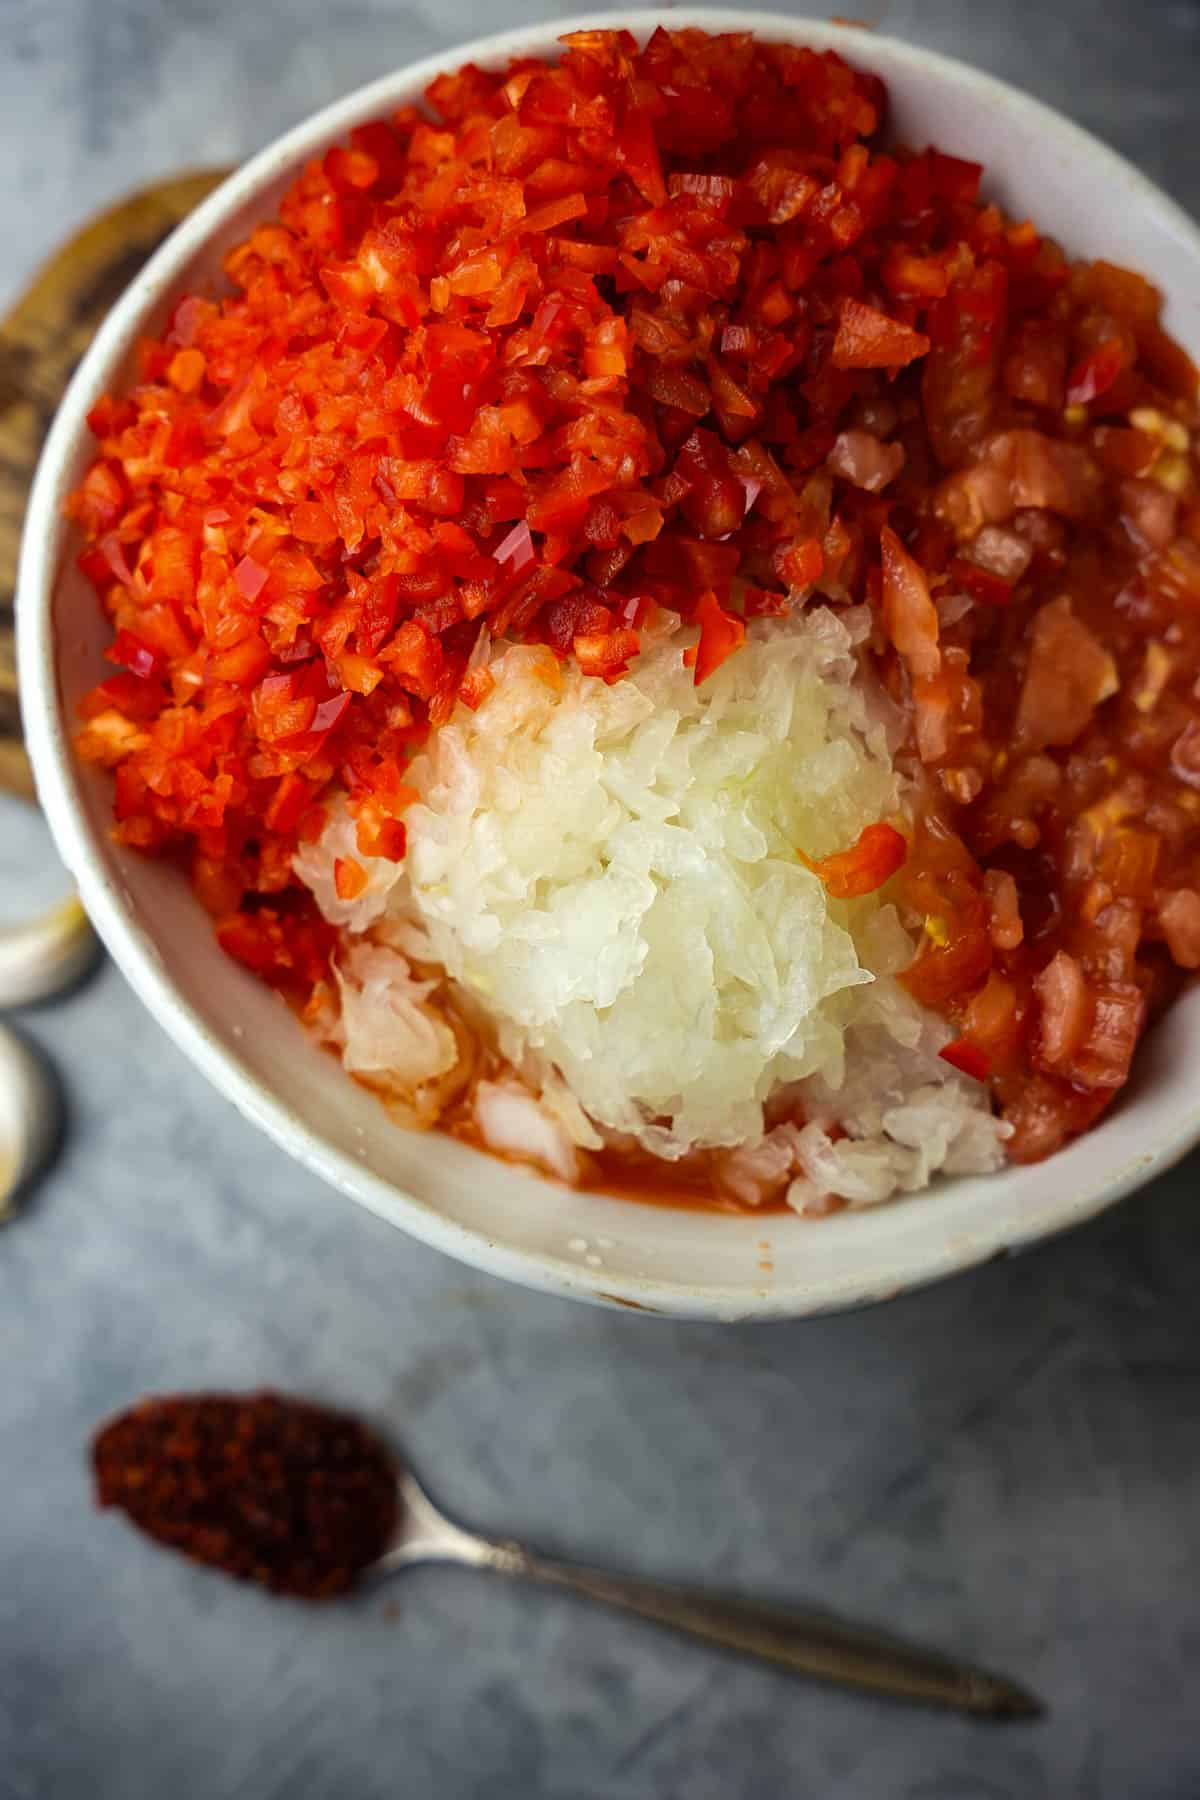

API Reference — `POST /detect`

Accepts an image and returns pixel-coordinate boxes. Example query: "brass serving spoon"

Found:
[373,1463,1041,1719]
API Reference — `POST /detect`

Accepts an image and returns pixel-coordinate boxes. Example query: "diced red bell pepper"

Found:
[70,462,126,534]
[334,856,369,900]
[832,300,930,371]
[492,520,536,581]
[264,773,312,835]
[380,622,446,699]
[355,808,407,861]
[167,348,206,395]
[927,150,983,204]
[106,630,166,682]
[682,591,745,685]
[1066,338,1126,407]
[459,665,497,710]
[210,634,273,687]
[799,821,908,900]
[574,627,640,681]
[234,555,270,603]
[938,1037,991,1081]
[291,501,340,545]
[325,146,381,191]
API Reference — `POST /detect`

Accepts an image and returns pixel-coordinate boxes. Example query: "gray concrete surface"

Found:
[2,2,1200,1794]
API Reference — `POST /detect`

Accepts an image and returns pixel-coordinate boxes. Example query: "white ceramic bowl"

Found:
[19,10,1200,1319]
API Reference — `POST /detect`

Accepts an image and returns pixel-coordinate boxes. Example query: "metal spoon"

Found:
[373,1465,1042,1720]
[94,1393,1042,1718]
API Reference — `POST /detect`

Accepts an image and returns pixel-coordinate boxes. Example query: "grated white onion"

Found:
[399,608,902,1157]
[297,609,1008,1205]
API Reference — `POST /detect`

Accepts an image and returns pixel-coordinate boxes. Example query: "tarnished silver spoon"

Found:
[380,1465,1040,1720]
[93,1391,1041,1721]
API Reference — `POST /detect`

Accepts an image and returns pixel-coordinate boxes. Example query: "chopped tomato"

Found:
[1070,983,1145,1091]
[1034,950,1091,1068]
[880,526,940,679]
[1014,598,1118,752]
[947,556,1013,607]
[1158,889,1200,968]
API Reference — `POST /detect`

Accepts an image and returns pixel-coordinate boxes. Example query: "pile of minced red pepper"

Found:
[71,27,1200,1164]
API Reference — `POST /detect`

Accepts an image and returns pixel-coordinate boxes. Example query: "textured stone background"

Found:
[3,3,1200,1795]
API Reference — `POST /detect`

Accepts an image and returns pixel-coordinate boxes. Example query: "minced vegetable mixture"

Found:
[69,28,1200,1167]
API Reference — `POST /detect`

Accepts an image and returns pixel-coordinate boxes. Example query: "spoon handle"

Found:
[481,1541,1039,1719]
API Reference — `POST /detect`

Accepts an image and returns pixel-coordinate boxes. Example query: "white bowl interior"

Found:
[20,10,1200,1318]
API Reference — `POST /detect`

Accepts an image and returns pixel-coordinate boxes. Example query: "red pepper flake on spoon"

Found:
[92,1391,397,1598]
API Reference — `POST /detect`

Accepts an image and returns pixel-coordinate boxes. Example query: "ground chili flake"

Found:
[92,1393,398,1597]
[67,26,1200,1169]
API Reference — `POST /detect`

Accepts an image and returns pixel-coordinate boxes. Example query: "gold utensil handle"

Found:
[488,1543,1041,1720]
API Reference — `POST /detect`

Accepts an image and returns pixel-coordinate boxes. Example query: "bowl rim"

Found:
[18,7,1200,1320]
